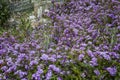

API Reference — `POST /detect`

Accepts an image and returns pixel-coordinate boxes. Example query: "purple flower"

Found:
[32,67,43,80]
[99,52,111,60]
[118,26,120,30]
[6,65,17,73]
[41,54,49,60]
[73,28,79,35]
[48,57,56,62]
[30,50,36,54]
[6,58,13,66]
[109,52,120,59]
[18,54,26,59]
[32,73,41,80]
[106,67,117,76]
[0,60,3,64]
[87,50,94,58]
[94,69,100,76]
[36,45,41,49]
[15,70,27,78]
[103,54,111,60]
[49,65,60,73]
[30,60,38,66]
[14,43,20,50]
[89,57,98,66]
[81,72,86,78]
[57,55,62,58]
[25,65,29,70]
[0,49,6,55]
[78,54,84,61]
[20,46,26,52]
[1,66,8,71]
[21,78,27,80]
[37,65,43,74]
[57,77,62,80]
[80,47,86,50]
[46,70,52,80]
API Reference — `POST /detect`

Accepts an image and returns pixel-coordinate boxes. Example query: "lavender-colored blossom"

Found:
[32,73,41,80]
[80,47,86,50]
[30,50,36,54]
[18,54,26,59]
[118,26,120,29]
[41,54,49,60]
[57,77,62,80]
[94,69,100,76]
[48,57,56,62]
[6,58,14,66]
[87,50,94,58]
[81,73,86,78]
[20,46,26,52]
[30,60,38,66]
[36,45,41,49]
[1,66,8,71]
[0,49,6,55]
[21,78,27,80]
[60,71,65,75]
[15,70,27,78]
[49,65,60,73]
[89,57,98,67]
[109,52,120,59]
[57,55,62,58]
[6,68,13,73]
[45,70,52,80]
[37,66,43,74]
[102,54,111,60]
[14,43,20,50]
[78,54,84,61]
[0,60,3,64]
[25,65,29,70]
[32,67,43,80]
[106,67,117,76]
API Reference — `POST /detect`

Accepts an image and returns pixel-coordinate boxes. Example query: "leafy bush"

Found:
[0,0,11,27]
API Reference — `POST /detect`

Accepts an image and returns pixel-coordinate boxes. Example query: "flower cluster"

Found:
[0,0,120,80]
[47,0,120,79]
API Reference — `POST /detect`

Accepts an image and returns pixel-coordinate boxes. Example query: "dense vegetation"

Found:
[0,0,11,27]
[0,0,120,80]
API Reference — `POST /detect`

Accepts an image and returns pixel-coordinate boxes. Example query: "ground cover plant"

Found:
[0,0,120,80]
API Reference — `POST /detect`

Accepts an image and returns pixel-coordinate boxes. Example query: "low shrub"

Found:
[0,0,11,28]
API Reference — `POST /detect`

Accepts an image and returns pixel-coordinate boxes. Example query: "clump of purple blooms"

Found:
[0,0,120,80]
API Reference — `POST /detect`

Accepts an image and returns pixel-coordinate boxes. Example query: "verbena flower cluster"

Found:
[0,0,120,80]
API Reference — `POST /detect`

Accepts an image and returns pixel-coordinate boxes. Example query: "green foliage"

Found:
[11,16,33,42]
[0,27,6,35]
[19,17,32,35]
[0,0,11,27]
